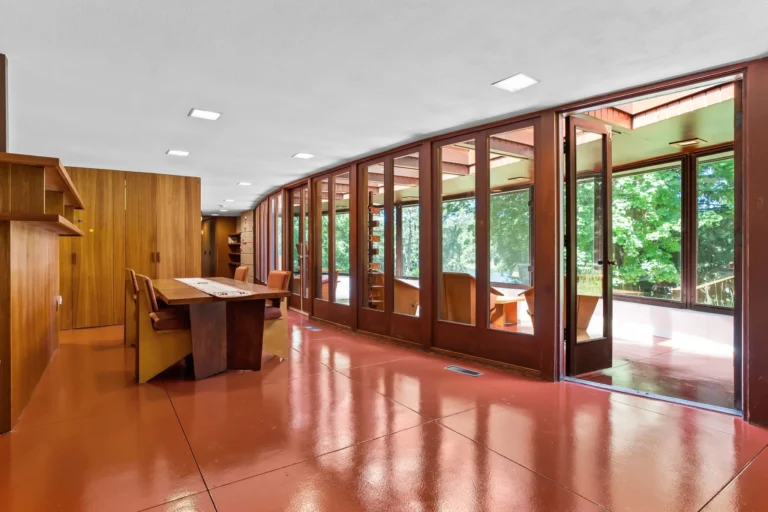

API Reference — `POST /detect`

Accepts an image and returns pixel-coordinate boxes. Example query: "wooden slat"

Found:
[156,174,187,278]
[185,177,202,277]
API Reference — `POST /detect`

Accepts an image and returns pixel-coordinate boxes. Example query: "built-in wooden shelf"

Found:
[227,261,240,267]
[0,152,85,210]
[0,213,84,236]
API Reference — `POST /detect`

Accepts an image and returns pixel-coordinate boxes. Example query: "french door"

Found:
[358,147,424,343]
[432,120,540,368]
[288,184,311,313]
[564,116,614,376]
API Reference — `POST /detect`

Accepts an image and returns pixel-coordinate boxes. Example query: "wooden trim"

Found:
[0,213,83,236]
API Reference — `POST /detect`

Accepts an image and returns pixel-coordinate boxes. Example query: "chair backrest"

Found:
[520,287,535,318]
[234,265,249,282]
[128,268,140,295]
[394,278,420,316]
[267,270,291,291]
[442,272,476,324]
[141,275,160,313]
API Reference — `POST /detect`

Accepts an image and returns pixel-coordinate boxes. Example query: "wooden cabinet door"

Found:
[155,174,187,279]
[126,172,158,278]
[185,177,202,277]
[70,168,125,328]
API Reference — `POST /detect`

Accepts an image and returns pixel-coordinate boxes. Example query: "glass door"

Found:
[289,184,311,313]
[358,148,423,341]
[565,116,614,376]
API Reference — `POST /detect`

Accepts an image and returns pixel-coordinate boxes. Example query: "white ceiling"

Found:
[1,0,766,215]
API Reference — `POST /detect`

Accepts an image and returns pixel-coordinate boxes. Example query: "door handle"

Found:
[598,259,617,266]
[157,252,161,263]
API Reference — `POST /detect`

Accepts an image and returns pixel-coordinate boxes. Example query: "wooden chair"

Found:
[234,265,249,282]
[441,272,503,324]
[394,278,420,316]
[263,270,292,360]
[135,274,193,383]
[521,281,600,341]
[321,270,340,300]
[124,269,140,347]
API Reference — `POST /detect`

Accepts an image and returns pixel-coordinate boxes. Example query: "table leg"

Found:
[227,298,266,371]
[491,304,506,327]
[189,302,227,379]
[504,302,519,325]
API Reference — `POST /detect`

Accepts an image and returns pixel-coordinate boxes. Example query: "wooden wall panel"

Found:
[0,163,46,214]
[0,222,11,430]
[156,174,187,279]
[125,172,157,278]
[0,223,59,431]
[70,168,125,328]
[59,237,73,330]
[185,177,202,277]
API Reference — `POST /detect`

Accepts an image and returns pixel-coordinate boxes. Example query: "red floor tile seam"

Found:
[435,416,611,512]
[163,385,219,510]
[135,491,216,512]
[604,393,763,443]
[204,420,439,493]
[696,445,768,511]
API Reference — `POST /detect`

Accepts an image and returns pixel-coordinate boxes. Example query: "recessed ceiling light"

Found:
[219,209,228,212]
[188,108,221,121]
[492,73,539,93]
[224,199,235,202]
[238,181,252,186]
[166,149,190,157]
[211,213,219,216]
[670,138,707,147]
[292,152,315,159]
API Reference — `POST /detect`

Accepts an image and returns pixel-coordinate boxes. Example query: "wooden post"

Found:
[1,53,7,152]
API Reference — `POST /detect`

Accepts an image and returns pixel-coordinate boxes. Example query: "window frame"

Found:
[581,146,736,314]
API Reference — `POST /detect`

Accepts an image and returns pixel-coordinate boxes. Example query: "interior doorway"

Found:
[563,77,741,412]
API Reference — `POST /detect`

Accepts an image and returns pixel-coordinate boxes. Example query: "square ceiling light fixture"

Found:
[238,181,252,186]
[492,73,539,93]
[188,108,222,121]
[670,138,707,147]
[166,149,190,157]
[292,152,315,159]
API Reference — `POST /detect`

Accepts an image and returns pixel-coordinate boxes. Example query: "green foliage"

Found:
[696,158,735,306]
[334,212,351,273]
[399,205,420,277]
[490,189,531,284]
[610,168,682,299]
[441,198,476,274]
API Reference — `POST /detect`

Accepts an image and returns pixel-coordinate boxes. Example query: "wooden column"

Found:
[1,53,7,152]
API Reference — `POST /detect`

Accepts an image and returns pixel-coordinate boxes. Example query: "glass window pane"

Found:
[364,162,385,310]
[302,187,309,299]
[488,126,534,334]
[276,194,282,271]
[439,139,476,324]
[316,178,329,300]
[394,152,420,316]
[291,190,301,295]
[612,166,682,300]
[574,128,605,341]
[334,172,351,305]
[696,155,735,307]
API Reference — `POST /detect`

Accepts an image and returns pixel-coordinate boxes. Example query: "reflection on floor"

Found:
[577,335,735,409]
[1,312,765,511]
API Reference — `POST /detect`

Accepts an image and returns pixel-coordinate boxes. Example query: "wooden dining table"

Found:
[151,277,290,379]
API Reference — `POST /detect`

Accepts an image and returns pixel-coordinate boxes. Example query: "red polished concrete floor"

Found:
[1,312,767,511]
[577,336,735,409]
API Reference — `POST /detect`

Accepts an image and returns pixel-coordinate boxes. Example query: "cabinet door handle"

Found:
[157,252,161,263]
